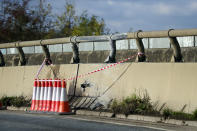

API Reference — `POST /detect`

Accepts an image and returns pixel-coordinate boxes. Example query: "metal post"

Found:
[41,44,52,65]
[41,45,51,59]
[70,36,80,64]
[135,30,146,62]
[70,43,80,64]
[169,37,182,62]
[34,46,35,53]
[62,44,63,53]
[105,35,116,63]
[168,29,183,62]
[0,50,5,67]
[93,42,95,51]
[128,39,130,50]
[17,47,26,66]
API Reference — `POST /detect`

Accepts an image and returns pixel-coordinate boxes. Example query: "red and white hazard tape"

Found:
[36,58,46,79]
[36,54,137,81]
[66,54,137,81]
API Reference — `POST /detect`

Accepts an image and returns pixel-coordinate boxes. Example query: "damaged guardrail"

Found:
[0,28,197,66]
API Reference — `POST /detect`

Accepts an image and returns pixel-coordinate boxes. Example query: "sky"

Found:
[48,0,197,33]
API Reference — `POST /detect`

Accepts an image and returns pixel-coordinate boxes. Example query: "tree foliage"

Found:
[56,2,109,37]
[72,12,107,36]
[0,0,109,43]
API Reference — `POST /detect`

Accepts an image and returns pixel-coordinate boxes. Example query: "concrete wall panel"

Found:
[76,63,197,113]
[0,64,78,98]
[0,63,197,113]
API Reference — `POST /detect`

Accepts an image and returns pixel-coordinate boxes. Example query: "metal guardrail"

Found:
[0,28,197,66]
[127,29,197,38]
[0,29,197,49]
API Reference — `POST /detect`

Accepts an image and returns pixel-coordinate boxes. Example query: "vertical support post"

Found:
[17,47,26,66]
[70,43,80,64]
[41,40,52,65]
[70,36,80,64]
[34,46,36,53]
[0,50,5,67]
[105,35,116,63]
[128,39,130,50]
[62,44,63,53]
[148,38,150,49]
[168,29,183,62]
[41,45,50,59]
[93,42,95,51]
[169,37,182,62]
[135,30,146,62]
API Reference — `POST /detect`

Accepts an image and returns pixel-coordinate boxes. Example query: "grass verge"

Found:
[0,95,31,107]
[110,92,197,121]
[110,92,159,116]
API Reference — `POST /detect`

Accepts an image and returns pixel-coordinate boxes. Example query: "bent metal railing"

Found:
[0,28,197,66]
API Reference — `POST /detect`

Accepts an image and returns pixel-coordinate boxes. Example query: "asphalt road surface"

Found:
[0,110,196,131]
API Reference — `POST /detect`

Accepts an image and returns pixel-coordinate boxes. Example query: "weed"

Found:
[162,108,194,120]
[172,111,193,120]
[110,99,121,114]
[0,95,31,107]
[110,93,197,121]
[162,108,173,120]
[193,109,197,120]
[0,96,15,106]
[110,92,155,116]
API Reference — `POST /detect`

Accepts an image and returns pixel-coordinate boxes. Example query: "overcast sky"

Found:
[48,0,197,33]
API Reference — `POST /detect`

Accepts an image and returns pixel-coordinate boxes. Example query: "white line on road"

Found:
[65,116,175,131]
[4,111,175,131]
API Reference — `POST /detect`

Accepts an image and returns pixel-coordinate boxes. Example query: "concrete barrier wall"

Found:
[0,63,197,113]
[0,64,78,97]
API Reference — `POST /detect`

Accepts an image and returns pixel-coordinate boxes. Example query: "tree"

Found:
[56,1,76,37]
[72,12,108,36]
[56,1,110,37]
[0,0,33,42]
[0,0,54,43]
[0,0,110,43]
[36,0,54,39]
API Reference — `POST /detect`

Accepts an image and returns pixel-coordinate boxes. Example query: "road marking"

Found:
[4,111,175,131]
[65,116,175,131]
